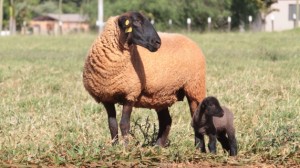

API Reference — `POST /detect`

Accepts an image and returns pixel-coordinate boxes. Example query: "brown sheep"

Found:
[83,12,206,147]
[192,96,238,156]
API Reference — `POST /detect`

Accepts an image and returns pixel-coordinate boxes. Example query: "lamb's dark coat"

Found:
[192,96,238,156]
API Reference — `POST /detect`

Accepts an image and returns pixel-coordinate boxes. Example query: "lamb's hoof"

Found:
[229,151,237,156]
[112,141,118,146]
[111,138,118,146]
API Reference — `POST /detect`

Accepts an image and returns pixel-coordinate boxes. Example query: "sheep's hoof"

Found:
[155,140,164,147]
[155,139,170,147]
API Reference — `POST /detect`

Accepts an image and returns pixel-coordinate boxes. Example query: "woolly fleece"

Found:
[83,16,206,109]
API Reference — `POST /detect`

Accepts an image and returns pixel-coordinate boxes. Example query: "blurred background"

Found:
[1,1,300,166]
[0,0,299,36]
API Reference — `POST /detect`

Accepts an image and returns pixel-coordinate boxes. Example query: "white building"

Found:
[265,0,300,31]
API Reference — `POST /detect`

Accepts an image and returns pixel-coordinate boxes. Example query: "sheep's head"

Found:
[200,96,224,117]
[118,12,161,52]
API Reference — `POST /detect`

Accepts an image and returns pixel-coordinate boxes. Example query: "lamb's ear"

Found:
[118,15,132,33]
[200,101,207,111]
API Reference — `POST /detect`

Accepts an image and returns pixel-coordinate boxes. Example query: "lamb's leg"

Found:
[208,134,217,154]
[155,108,172,147]
[227,129,238,156]
[103,102,118,145]
[217,131,230,153]
[120,104,133,144]
[195,131,206,153]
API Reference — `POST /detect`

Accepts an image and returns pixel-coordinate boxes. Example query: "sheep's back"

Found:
[133,33,206,108]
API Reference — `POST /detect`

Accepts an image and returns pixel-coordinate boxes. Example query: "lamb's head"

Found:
[118,12,161,52]
[200,96,224,117]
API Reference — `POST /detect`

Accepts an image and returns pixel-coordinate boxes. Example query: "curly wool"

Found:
[83,16,206,109]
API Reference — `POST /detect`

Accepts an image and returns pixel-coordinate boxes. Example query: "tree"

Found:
[1,0,277,32]
[32,1,59,16]
[177,0,232,31]
[230,0,278,31]
[98,0,232,31]
[257,0,278,31]
[231,0,259,30]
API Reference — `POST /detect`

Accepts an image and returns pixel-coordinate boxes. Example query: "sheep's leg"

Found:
[208,134,217,154]
[103,102,118,145]
[227,130,238,156]
[120,104,133,144]
[187,97,199,117]
[155,108,172,147]
[217,131,230,153]
[195,131,206,153]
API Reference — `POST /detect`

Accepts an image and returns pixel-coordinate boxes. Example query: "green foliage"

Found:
[230,0,278,29]
[101,0,232,31]
[32,1,60,16]
[178,0,232,30]
[230,0,259,29]
[1,0,273,31]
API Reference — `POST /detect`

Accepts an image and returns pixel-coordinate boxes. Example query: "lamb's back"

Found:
[213,106,234,132]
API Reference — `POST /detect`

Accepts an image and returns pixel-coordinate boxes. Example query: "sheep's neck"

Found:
[91,21,130,78]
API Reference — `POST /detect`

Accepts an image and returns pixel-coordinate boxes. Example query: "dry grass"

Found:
[0,31,299,167]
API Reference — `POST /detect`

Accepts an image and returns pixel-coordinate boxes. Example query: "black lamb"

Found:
[192,96,238,156]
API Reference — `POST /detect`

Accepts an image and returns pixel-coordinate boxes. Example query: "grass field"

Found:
[0,30,300,167]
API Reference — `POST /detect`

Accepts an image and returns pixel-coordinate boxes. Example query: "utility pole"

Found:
[227,16,231,32]
[207,17,211,32]
[9,0,16,35]
[297,0,299,27]
[98,0,103,32]
[58,0,63,35]
[0,0,3,34]
[271,14,275,32]
[187,18,191,32]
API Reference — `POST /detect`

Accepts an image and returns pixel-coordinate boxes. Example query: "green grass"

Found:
[0,31,299,167]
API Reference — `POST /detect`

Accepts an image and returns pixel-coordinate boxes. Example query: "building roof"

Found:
[33,13,89,22]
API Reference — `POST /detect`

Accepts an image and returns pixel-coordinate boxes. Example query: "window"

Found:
[289,4,300,20]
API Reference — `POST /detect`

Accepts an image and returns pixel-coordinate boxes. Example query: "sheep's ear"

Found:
[125,25,132,33]
[118,15,132,33]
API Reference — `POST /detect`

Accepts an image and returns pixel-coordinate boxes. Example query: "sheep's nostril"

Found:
[220,111,224,117]
[150,39,161,49]
[155,40,161,48]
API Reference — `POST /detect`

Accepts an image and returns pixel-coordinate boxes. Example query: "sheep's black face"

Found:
[201,96,224,117]
[118,12,161,52]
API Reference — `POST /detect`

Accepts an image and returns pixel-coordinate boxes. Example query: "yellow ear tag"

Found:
[125,19,130,26]
[125,27,132,33]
